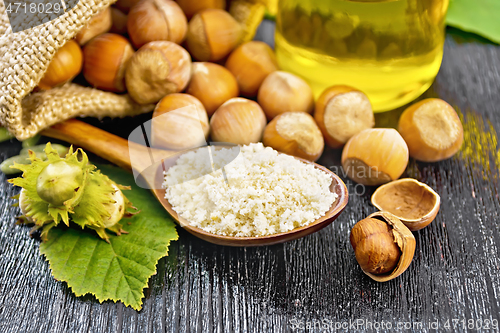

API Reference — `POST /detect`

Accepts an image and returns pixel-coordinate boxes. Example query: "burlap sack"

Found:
[0,0,154,140]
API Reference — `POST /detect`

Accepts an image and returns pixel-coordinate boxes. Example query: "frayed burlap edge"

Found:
[0,1,154,140]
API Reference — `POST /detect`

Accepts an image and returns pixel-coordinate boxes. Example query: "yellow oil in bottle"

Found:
[275,0,449,112]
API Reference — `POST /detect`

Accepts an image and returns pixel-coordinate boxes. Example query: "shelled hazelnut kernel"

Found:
[257,71,314,120]
[186,62,239,116]
[151,93,209,150]
[186,9,243,62]
[210,98,267,145]
[263,112,324,162]
[38,40,83,90]
[341,128,409,186]
[225,41,278,97]
[398,98,464,162]
[83,33,134,92]
[314,85,375,148]
[176,0,226,19]
[125,41,191,104]
[75,7,112,45]
[127,0,187,48]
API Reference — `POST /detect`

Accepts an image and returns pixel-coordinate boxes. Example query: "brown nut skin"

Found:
[38,40,83,90]
[257,71,314,120]
[176,0,226,19]
[186,62,239,116]
[210,97,267,145]
[151,93,209,150]
[110,7,128,35]
[350,211,416,282]
[83,33,134,92]
[127,0,187,48]
[75,7,112,45]
[341,128,409,186]
[398,98,464,162]
[125,41,192,104]
[114,0,141,13]
[263,112,324,162]
[314,85,374,148]
[186,9,243,62]
[225,41,278,97]
[371,178,440,231]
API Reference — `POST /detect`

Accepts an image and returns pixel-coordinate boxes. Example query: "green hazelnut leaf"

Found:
[447,0,500,44]
[39,164,178,311]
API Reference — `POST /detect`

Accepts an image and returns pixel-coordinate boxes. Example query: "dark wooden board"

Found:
[0,24,499,333]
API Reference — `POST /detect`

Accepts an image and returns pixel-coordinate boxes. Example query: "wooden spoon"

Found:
[42,119,349,246]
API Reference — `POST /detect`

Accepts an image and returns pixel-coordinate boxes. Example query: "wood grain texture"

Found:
[0,25,499,332]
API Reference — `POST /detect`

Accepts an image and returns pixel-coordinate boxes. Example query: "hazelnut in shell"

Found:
[341,128,409,186]
[371,178,440,231]
[186,9,243,62]
[38,40,83,90]
[398,98,464,162]
[152,93,209,150]
[257,71,314,120]
[83,33,134,92]
[263,112,324,162]
[127,0,187,48]
[225,41,278,97]
[176,0,226,19]
[110,7,128,35]
[350,211,415,282]
[314,85,375,148]
[125,41,192,104]
[210,97,267,145]
[114,0,141,13]
[75,7,112,45]
[186,62,239,116]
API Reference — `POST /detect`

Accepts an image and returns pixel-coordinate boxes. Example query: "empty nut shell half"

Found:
[350,211,416,282]
[371,178,440,231]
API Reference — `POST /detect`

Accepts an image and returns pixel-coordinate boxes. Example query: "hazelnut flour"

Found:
[163,143,337,237]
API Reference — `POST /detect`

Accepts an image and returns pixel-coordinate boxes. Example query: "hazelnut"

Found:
[110,7,128,35]
[350,211,415,282]
[225,41,278,97]
[83,33,134,92]
[263,112,324,162]
[186,9,243,62]
[210,97,267,145]
[341,128,409,186]
[186,62,239,116]
[114,0,141,13]
[257,71,314,120]
[398,98,464,162]
[38,40,83,90]
[314,85,375,148]
[151,93,209,150]
[127,0,187,48]
[75,7,112,45]
[125,41,192,104]
[176,0,226,19]
[371,178,440,231]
